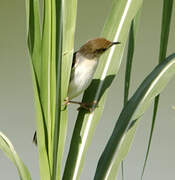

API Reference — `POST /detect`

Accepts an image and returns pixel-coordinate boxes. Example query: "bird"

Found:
[64,37,120,111]
[33,38,120,145]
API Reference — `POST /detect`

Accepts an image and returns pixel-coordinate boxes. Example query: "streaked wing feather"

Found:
[70,52,77,82]
[72,52,77,69]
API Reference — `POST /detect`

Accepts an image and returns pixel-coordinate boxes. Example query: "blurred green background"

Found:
[0,0,175,179]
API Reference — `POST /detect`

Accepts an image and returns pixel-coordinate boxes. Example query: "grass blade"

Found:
[27,0,42,82]
[53,0,77,179]
[0,132,32,180]
[141,0,174,178]
[27,0,77,179]
[124,11,141,106]
[140,97,159,179]
[122,9,141,180]
[159,0,174,63]
[63,0,143,179]
[26,0,51,179]
[94,53,175,179]
[50,0,62,179]
[39,0,55,169]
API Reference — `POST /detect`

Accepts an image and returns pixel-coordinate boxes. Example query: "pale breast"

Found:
[68,57,98,99]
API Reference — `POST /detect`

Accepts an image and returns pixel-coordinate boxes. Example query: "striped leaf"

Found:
[0,132,31,180]
[95,53,175,179]
[63,0,143,179]
[141,0,174,178]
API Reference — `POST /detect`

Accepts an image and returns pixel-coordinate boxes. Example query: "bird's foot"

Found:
[76,101,97,112]
[64,97,97,112]
[64,97,70,105]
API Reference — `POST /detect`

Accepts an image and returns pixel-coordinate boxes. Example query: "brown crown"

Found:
[79,38,112,54]
[78,38,120,59]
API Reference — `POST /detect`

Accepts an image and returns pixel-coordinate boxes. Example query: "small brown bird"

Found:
[33,38,120,144]
[64,38,120,110]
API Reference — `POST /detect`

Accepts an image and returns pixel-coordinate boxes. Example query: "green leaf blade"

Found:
[141,0,174,178]
[122,9,141,179]
[52,0,77,179]
[51,0,63,179]
[159,0,174,64]
[94,53,175,179]
[0,132,32,180]
[124,10,141,106]
[26,0,42,83]
[26,0,51,179]
[63,0,143,179]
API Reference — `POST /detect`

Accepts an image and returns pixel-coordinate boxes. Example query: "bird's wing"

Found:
[72,52,78,69]
[70,52,78,82]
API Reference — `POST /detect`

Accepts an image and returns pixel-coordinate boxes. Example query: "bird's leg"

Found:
[76,101,97,112]
[64,97,97,111]
[64,97,83,106]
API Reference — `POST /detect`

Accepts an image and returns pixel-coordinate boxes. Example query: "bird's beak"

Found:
[106,41,121,50]
[112,41,121,45]
[107,41,121,49]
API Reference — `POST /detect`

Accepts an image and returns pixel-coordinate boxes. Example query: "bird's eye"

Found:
[96,48,106,53]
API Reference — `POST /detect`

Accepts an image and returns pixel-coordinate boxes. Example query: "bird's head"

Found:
[78,38,120,59]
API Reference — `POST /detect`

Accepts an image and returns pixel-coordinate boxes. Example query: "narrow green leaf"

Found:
[38,0,62,174]
[122,9,141,180]
[26,0,51,179]
[40,1,54,168]
[31,65,51,180]
[124,11,141,106]
[141,0,174,178]
[63,0,143,179]
[27,0,77,179]
[53,0,77,179]
[159,0,173,64]
[140,97,159,179]
[94,53,175,179]
[51,0,63,179]
[0,132,32,180]
[26,0,42,83]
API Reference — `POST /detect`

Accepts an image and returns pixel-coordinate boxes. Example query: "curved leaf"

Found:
[0,132,32,180]
[26,0,51,179]
[26,0,77,179]
[122,8,142,179]
[141,0,174,178]
[53,0,77,179]
[94,53,175,179]
[63,0,143,179]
